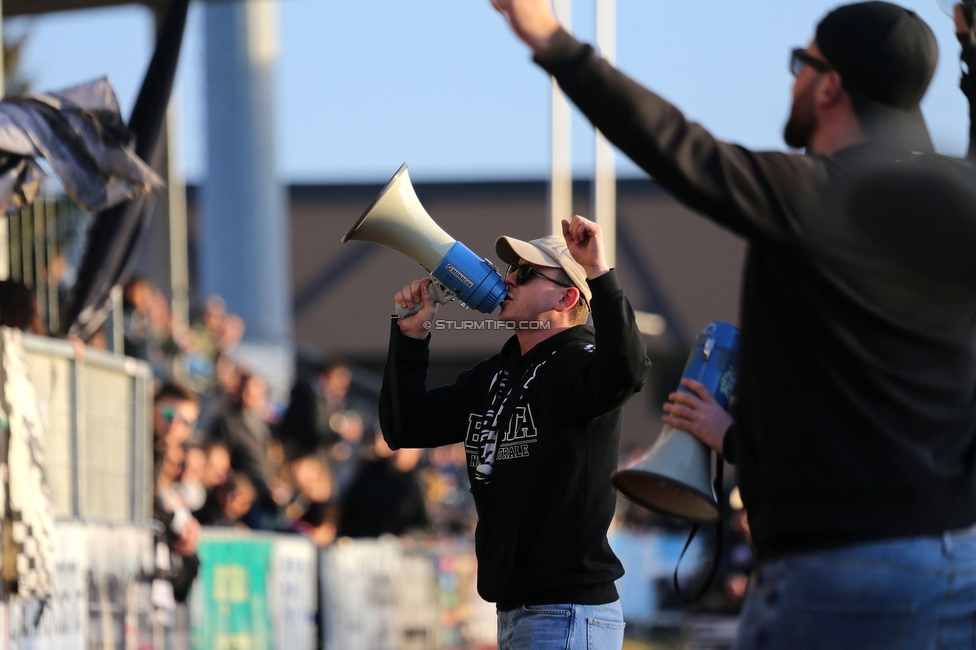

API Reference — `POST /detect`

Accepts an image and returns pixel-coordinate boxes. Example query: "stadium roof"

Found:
[4,0,165,17]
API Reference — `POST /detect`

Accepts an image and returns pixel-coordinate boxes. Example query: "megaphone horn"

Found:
[612,322,739,523]
[343,163,455,270]
[343,163,507,317]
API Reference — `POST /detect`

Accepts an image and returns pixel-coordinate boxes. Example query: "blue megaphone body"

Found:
[429,241,507,314]
[679,321,739,411]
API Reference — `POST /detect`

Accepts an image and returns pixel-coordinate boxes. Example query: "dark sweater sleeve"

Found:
[722,422,740,465]
[535,29,818,243]
[959,32,976,160]
[379,319,475,450]
[562,270,650,418]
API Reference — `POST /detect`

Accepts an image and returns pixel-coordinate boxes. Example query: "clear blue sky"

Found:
[8,0,971,185]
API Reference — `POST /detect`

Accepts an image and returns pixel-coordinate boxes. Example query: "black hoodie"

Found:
[380,270,649,607]
[536,29,976,562]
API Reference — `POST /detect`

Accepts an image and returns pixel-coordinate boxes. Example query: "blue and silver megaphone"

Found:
[342,163,507,318]
[612,322,739,523]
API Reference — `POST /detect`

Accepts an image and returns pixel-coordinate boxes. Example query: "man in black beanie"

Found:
[495,1,976,648]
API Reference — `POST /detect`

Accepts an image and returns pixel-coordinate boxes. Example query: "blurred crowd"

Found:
[0,275,479,613]
[112,277,480,608]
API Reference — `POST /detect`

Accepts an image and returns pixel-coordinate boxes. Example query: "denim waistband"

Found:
[949,521,976,538]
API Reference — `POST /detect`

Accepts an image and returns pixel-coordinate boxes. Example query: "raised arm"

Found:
[491,0,560,57]
[560,216,649,416]
[493,2,818,243]
[956,4,976,160]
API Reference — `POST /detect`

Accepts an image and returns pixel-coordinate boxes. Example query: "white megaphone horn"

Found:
[342,163,507,318]
[612,322,739,523]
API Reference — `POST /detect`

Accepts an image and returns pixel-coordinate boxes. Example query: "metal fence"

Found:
[0,195,91,335]
[22,333,154,524]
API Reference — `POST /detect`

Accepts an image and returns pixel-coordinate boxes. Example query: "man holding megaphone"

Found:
[379,215,649,650]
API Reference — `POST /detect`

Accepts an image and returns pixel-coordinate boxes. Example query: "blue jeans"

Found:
[734,526,976,650]
[496,600,625,650]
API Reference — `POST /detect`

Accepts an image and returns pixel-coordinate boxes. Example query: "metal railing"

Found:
[22,333,153,524]
[1,195,91,335]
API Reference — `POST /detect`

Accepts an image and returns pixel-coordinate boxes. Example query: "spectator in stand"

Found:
[281,359,371,500]
[45,252,69,317]
[146,286,186,380]
[122,277,153,361]
[123,278,189,379]
[282,360,353,450]
[210,372,273,482]
[279,368,317,457]
[214,355,243,396]
[154,381,200,463]
[153,444,201,607]
[193,442,232,526]
[197,354,243,438]
[281,453,338,547]
[0,279,44,334]
[420,443,477,537]
[213,472,258,528]
[156,444,186,494]
[187,295,245,391]
[338,430,428,539]
[87,330,108,350]
[265,436,298,506]
[209,371,281,527]
[151,381,202,608]
[721,486,754,611]
[175,442,208,514]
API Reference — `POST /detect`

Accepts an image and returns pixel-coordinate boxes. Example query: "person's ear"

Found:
[815,71,845,109]
[554,287,580,313]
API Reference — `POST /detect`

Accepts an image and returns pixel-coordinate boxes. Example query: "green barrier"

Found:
[193,537,273,650]
[190,529,317,650]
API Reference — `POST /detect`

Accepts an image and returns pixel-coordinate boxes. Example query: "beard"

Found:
[784,83,817,150]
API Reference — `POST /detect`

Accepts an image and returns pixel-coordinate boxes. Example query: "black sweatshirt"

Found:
[537,29,976,561]
[380,271,649,607]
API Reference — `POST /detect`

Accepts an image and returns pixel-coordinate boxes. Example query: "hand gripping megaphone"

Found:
[612,322,739,523]
[342,163,507,318]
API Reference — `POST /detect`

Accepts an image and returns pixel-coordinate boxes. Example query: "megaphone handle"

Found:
[394,280,455,319]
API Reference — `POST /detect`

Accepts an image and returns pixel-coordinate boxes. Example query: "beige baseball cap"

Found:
[495,234,592,307]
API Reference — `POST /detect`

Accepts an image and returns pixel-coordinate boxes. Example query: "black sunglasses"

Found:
[506,263,575,289]
[790,48,833,77]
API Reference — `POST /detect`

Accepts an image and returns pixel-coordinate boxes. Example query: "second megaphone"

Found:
[342,163,507,317]
[612,322,739,523]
